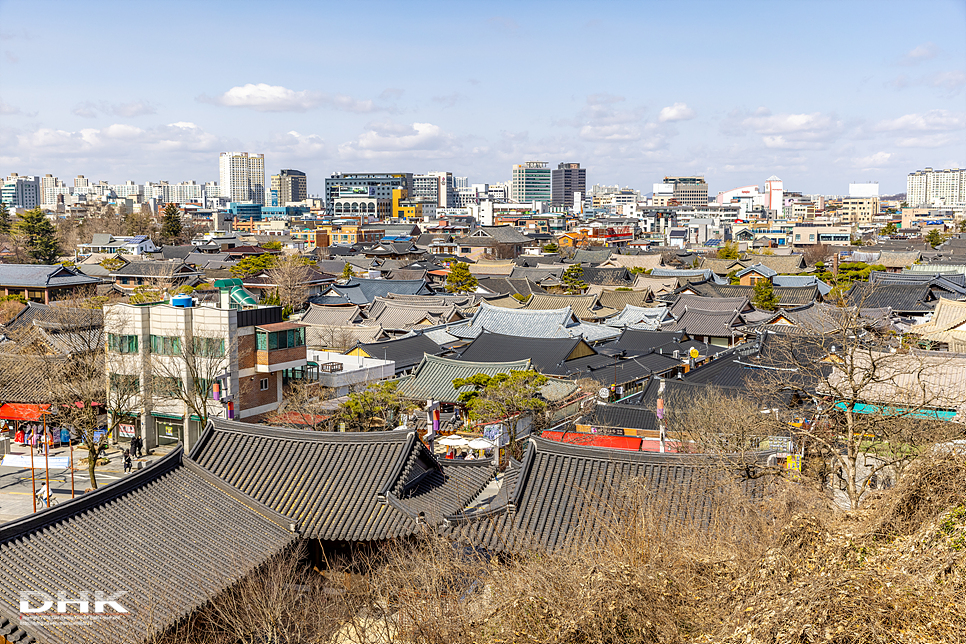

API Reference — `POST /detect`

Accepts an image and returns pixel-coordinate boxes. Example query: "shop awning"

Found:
[0,403,52,422]
[541,430,643,451]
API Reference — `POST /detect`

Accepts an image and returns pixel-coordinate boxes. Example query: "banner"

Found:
[2,454,70,469]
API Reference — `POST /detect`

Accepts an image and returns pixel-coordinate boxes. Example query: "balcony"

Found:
[255,322,307,373]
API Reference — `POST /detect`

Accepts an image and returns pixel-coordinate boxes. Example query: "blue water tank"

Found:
[171,295,193,308]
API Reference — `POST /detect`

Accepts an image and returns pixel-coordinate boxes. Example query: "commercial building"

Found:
[270,169,307,206]
[663,176,709,207]
[324,172,413,215]
[511,161,552,204]
[1,174,40,209]
[219,152,266,204]
[907,167,965,207]
[414,171,456,207]
[551,162,586,208]
[392,188,437,221]
[837,196,880,224]
[764,176,783,215]
[103,282,307,451]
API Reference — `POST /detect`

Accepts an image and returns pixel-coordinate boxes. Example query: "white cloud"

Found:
[901,42,939,65]
[200,83,380,113]
[730,109,843,149]
[0,98,20,115]
[338,122,459,160]
[929,70,966,91]
[875,109,966,132]
[15,121,226,158]
[71,100,157,118]
[853,151,893,168]
[896,134,958,149]
[658,102,695,122]
[264,130,327,158]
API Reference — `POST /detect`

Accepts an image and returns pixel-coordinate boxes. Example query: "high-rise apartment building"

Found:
[764,176,784,215]
[663,176,709,207]
[323,172,413,215]
[1,174,40,209]
[74,175,89,189]
[551,162,586,208]
[270,169,307,207]
[907,167,965,207]
[219,152,266,204]
[144,181,207,205]
[511,161,552,204]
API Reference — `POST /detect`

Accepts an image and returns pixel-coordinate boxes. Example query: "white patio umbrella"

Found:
[467,437,495,450]
[437,435,470,447]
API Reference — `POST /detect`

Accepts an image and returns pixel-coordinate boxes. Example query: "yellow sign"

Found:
[689,347,699,359]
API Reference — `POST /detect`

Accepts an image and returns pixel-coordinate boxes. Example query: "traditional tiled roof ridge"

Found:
[194,417,413,450]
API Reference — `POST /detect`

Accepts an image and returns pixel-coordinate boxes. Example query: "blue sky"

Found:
[1,0,964,196]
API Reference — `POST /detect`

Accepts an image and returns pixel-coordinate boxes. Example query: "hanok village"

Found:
[0,223,965,643]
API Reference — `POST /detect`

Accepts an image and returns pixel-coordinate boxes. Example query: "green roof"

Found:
[398,354,531,404]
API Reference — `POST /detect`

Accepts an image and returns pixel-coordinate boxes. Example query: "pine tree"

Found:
[0,202,10,236]
[752,278,779,311]
[561,264,587,294]
[445,261,478,294]
[341,262,356,281]
[160,203,183,244]
[15,208,62,264]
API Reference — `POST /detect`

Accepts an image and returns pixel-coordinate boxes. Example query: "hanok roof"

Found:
[456,333,597,375]
[0,264,101,288]
[316,278,433,305]
[772,275,833,296]
[597,253,663,271]
[397,354,532,403]
[845,281,936,314]
[650,267,726,284]
[457,226,533,245]
[476,276,548,296]
[467,261,516,276]
[520,293,619,321]
[305,324,385,349]
[448,437,771,552]
[0,447,297,644]
[580,401,658,431]
[508,265,565,282]
[355,333,442,373]
[870,270,966,296]
[751,254,808,274]
[908,298,966,347]
[365,301,460,331]
[680,281,820,308]
[664,307,744,338]
[110,260,202,278]
[735,263,778,279]
[670,294,751,319]
[298,303,364,326]
[191,419,496,540]
[450,301,575,339]
[593,288,653,309]
[570,248,612,264]
[605,328,688,356]
[604,305,673,330]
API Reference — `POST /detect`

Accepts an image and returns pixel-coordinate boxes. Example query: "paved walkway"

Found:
[0,442,173,523]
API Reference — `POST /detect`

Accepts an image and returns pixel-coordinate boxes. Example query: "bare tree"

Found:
[266,381,336,431]
[264,254,312,313]
[802,242,831,266]
[149,329,233,431]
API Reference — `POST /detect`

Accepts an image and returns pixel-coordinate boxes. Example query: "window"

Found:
[152,375,182,398]
[109,373,139,393]
[150,335,181,355]
[257,328,305,351]
[193,336,226,357]
[259,378,269,391]
[108,333,139,354]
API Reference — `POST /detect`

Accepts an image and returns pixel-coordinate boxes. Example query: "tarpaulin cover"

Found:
[0,403,52,422]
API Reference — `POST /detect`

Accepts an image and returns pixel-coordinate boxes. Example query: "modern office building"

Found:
[324,172,413,215]
[551,162,586,208]
[907,168,965,207]
[219,152,266,204]
[1,174,41,209]
[662,175,709,207]
[413,171,456,207]
[270,169,308,207]
[511,161,552,204]
[837,197,880,224]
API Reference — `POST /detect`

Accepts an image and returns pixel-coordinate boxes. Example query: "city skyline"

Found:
[0,0,964,195]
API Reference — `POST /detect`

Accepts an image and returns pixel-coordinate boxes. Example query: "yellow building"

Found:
[838,197,879,224]
[392,188,436,222]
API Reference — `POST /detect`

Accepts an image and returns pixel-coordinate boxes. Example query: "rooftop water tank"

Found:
[171,294,193,308]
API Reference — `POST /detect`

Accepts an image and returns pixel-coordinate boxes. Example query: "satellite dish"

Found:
[598,388,610,400]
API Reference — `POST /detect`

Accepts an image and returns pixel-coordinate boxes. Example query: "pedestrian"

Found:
[132,434,143,458]
[123,450,132,474]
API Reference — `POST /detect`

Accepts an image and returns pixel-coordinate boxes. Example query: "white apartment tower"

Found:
[219,152,266,204]
[907,168,965,207]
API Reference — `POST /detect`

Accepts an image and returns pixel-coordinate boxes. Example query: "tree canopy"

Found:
[15,207,62,263]
[230,253,279,277]
[160,203,183,244]
[751,278,779,311]
[445,261,478,294]
[561,264,587,294]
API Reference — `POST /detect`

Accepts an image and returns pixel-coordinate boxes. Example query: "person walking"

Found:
[123,450,132,474]
[131,435,143,459]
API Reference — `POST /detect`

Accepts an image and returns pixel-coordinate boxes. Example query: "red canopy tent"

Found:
[0,403,52,422]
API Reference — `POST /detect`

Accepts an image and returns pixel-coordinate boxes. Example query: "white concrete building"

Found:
[219,152,266,204]
[907,167,965,207]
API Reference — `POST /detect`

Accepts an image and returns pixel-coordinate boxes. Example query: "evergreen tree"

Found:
[561,264,587,294]
[341,262,356,281]
[15,208,62,264]
[752,278,779,311]
[925,229,947,249]
[445,261,478,294]
[0,202,10,236]
[160,203,183,244]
